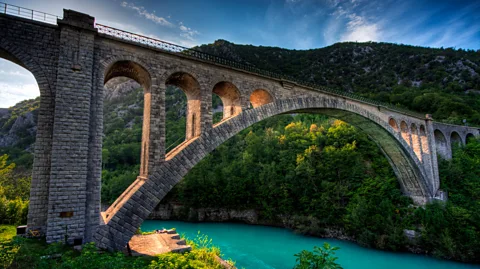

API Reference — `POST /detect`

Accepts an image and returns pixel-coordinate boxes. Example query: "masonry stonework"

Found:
[1,8,479,250]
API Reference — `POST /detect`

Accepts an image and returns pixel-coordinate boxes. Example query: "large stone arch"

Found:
[0,40,56,233]
[95,96,432,251]
[0,39,54,96]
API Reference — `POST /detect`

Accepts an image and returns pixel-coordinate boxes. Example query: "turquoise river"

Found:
[141,220,480,269]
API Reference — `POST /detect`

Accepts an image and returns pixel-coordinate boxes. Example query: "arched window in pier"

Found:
[212,81,242,125]
[250,89,273,108]
[102,60,151,199]
[165,72,202,145]
[389,118,399,132]
[400,121,411,146]
[411,124,422,161]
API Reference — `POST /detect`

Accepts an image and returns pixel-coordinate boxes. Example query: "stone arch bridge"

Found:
[0,7,478,251]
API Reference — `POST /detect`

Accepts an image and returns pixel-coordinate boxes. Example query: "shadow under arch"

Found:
[99,97,433,251]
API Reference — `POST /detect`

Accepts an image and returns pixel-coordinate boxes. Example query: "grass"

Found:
[0,225,233,269]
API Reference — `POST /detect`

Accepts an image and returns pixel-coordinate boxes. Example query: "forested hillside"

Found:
[1,41,480,262]
[198,41,480,125]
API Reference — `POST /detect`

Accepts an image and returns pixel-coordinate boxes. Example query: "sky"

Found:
[1,0,479,107]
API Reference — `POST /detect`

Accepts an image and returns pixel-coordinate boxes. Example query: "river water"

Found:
[141,220,480,269]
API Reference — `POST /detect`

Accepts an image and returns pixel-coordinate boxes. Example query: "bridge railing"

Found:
[0,2,468,123]
[0,2,59,24]
[96,24,425,119]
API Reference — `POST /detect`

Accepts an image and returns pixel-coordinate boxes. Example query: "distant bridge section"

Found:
[0,4,478,251]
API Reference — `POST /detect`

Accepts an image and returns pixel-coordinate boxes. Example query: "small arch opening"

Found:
[165,72,202,143]
[400,121,410,146]
[389,118,399,132]
[410,123,422,161]
[450,131,462,146]
[434,129,448,159]
[101,60,151,203]
[212,81,242,125]
[250,89,273,108]
[466,133,476,144]
[419,125,430,154]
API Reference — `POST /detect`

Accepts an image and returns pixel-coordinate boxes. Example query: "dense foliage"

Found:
[0,155,29,225]
[294,243,342,269]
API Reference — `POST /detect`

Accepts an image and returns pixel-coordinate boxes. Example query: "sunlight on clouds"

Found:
[341,14,380,42]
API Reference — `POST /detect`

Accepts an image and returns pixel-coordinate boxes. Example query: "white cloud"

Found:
[0,83,39,108]
[118,2,200,46]
[0,59,39,107]
[340,13,380,42]
[121,1,173,27]
[341,23,379,42]
[178,22,200,41]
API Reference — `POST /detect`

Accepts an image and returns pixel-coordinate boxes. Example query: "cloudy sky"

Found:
[1,0,479,107]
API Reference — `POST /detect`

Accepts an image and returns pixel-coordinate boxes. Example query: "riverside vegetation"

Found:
[0,41,480,265]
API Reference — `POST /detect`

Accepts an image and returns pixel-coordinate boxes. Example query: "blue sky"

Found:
[1,0,479,107]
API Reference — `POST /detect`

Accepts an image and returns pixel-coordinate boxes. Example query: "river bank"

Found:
[141,220,480,269]
[147,203,430,257]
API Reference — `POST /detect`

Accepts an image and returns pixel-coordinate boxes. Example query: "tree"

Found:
[294,243,342,269]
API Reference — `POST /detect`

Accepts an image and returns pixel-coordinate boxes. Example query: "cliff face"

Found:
[0,98,38,149]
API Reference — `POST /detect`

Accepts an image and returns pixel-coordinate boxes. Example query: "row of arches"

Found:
[389,118,429,162]
[389,117,476,161]
[103,61,276,151]
[433,129,476,159]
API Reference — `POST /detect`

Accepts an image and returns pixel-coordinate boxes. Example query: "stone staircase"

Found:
[126,229,191,256]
